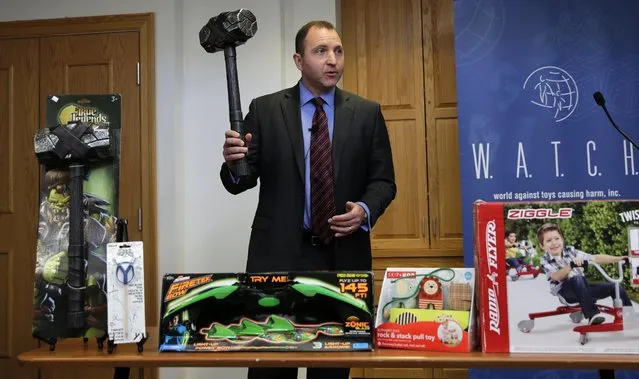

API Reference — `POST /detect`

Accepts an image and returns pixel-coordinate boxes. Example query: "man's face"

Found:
[294,26,344,95]
[540,230,564,256]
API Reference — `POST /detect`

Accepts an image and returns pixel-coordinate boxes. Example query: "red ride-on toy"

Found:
[506,258,542,281]
[506,240,542,281]
[517,258,631,345]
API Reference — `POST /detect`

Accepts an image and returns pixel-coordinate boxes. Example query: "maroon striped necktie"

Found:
[310,97,335,244]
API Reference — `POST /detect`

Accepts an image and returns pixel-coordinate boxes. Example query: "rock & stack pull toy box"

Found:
[474,200,639,354]
[374,267,477,352]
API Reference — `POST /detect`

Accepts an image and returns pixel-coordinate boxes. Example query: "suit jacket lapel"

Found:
[281,85,304,181]
[332,88,354,182]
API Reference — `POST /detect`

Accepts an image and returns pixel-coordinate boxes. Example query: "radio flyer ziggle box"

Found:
[374,268,477,352]
[474,200,639,354]
[159,271,374,352]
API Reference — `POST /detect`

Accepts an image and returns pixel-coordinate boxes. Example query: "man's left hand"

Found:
[329,201,366,237]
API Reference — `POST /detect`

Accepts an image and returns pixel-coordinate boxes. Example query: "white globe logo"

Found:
[522,66,579,123]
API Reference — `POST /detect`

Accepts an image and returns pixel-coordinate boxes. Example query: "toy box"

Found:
[32,95,121,349]
[159,271,374,352]
[474,200,639,354]
[374,268,477,352]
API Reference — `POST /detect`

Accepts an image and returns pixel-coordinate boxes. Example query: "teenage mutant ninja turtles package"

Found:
[158,272,375,352]
[32,94,121,345]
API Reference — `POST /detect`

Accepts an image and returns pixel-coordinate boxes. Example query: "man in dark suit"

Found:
[221,20,396,379]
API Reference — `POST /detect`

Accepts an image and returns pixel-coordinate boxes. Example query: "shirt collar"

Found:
[299,80,335,109]
[544,248,573,263]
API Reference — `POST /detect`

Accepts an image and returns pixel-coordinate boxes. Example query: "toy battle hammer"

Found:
[199,9,257,177]
[34,122,112,333]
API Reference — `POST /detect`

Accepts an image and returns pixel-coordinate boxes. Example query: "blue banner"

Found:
[454,1,639,378]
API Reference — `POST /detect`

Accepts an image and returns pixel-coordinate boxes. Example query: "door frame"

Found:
[0,12,158,335]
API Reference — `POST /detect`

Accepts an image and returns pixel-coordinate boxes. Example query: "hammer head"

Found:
[200,9,258,53]
[34,121,113,166]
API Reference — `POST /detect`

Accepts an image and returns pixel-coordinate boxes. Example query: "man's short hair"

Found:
[295,20,337,55]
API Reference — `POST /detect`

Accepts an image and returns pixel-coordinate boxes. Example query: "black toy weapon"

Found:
[34,121,113,334]
[199,9,258,177]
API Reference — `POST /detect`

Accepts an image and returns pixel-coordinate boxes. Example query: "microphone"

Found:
[593,91,639,150]
[309,124,318,133]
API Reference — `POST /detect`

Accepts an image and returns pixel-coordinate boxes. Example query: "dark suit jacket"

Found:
[220,84,396,272]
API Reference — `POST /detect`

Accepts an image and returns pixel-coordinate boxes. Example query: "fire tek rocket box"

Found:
[475,200,639,354]
[374,268,477,352]
[159,272,374,352]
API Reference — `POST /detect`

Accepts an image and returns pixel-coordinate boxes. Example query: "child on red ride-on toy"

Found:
[517,222,634,345]
[505,231,541,280]
[537,223,631,326]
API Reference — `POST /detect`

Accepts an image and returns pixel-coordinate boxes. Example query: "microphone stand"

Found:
[594,92,637,379]
[594,92,639,150]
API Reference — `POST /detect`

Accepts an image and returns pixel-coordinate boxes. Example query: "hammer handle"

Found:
[224,46,250,177]
[67,163,87,331]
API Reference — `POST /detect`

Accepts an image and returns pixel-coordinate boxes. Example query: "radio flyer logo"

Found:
[523,66,578,122]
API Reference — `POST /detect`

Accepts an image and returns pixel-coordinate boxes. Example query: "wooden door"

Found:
[0,37,41,379]
[423,0,463,249]
[39,32,142,244]
[341,0,466,378]
[342,0,429,252]
[342,0,463,255]
[0,13,157,379]
[38,31,143,379]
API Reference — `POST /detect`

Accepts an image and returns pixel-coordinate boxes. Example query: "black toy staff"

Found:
[199,9,258,177]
